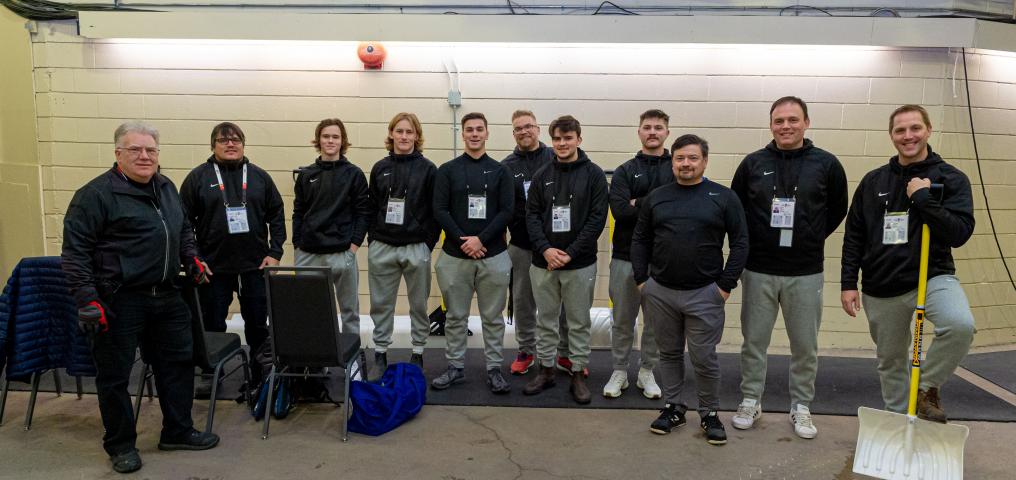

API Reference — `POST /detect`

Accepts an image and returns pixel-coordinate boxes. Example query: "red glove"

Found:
[78,300,110,334]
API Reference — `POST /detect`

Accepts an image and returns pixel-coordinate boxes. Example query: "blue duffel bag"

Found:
[348,363,426,436]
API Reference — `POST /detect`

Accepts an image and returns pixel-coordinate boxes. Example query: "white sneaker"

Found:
[602,370,629,398]
[636,368,662,399]
[790,404,818,439]
[732,398,762,430]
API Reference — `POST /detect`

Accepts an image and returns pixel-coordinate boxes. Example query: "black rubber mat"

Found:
[7,349,1016,422]
[961,350,1016,394]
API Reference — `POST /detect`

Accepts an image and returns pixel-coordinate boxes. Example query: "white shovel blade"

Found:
[854,406,969,480]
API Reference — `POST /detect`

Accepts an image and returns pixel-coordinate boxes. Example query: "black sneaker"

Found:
[700,411,727,445]
[367,351,388,383]
[431,366,465,390]
[158,429,220,451]
[649,403,686,435]
[110,448,142,474]
[410,353,424,370]
[487,368,511,394]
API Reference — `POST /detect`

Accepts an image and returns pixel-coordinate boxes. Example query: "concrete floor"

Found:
[1,391,1014,479]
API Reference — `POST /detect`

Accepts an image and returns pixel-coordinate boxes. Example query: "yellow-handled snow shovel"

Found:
[853,222,970,480]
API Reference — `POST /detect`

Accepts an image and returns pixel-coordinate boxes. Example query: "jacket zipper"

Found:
[152,199,170,293]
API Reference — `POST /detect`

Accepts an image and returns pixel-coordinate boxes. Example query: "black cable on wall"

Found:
[961,47,1016,292]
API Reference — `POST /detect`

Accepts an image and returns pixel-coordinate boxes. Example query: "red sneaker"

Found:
[556,357,588,377]
[510,352,535,375]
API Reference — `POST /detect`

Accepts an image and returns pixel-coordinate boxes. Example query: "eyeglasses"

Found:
[512,124,537,134]
[215,137,243,145]
[116,146,160,157]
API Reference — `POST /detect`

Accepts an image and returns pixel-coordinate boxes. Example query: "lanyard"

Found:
[551,164,578,205]
[386,158,410,199]
[213,163,247,207]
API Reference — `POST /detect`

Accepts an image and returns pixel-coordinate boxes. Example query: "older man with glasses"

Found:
[62,121,219,474]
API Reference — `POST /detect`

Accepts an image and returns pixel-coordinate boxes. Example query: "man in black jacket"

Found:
[431,112,514,394]
[367,113,439,380]
[62,121,218,474]
[729,97,848,439]
[522,115,608,404]
[293,118,372,368]
[603,109,672,400]
[632,134,748,445]
[841,104,975,424]
[180,122,286,365]
[501,110,571,376]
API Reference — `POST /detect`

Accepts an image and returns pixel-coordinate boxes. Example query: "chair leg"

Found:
[54,370,64,397]
[25,371,42,431]
[0,378,10,425]
[342,362,352,442]
[76,376,84,399]
[205,361,226,434]
[134,364,150,428]
[261,366,277,440]
[145,372,154,401]
[240,349,252,405]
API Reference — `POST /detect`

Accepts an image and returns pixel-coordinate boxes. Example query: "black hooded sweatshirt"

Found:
[841,148,974,298]
[609,150,674,261]
[367,151,440,249]
[730,139,848,276]
[526,149,609,270]
[502,142,555,250]
[433,152,514,259]
[180,156,286,274]
[292,156,372,254]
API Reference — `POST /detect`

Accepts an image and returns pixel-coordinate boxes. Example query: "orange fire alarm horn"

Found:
[357,42,386,70]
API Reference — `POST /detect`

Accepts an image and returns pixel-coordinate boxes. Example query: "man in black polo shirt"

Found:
[431,112,514,394]
[632,134,748,445]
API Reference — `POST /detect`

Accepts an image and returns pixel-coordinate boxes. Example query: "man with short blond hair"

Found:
[501,109,572,376]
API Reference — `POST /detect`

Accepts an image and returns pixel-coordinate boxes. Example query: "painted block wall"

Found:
[28,21,1016,350]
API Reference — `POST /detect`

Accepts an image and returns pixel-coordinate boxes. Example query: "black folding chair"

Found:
[262,266,362,441]
[134,277,250,434]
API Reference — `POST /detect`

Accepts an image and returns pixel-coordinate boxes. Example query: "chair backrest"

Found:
[264,266,343,369]
[176,275,211,369]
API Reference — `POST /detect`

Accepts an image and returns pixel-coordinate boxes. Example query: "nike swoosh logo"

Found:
[709,192,720,196]
[515,173,524,178]
[545,181,554,186]
[878,192,888,197]
[483,170,493,175]
[382,172,391,176]
[634,174,643,178]
[309,178,319,183]
[763,171,774,176]
[209,183,219,188]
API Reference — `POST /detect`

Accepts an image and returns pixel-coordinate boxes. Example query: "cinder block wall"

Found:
[31,22,1016,349]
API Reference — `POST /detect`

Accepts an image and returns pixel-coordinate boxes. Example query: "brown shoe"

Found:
[917,387,948,424]
[570,372,592,404]
[523,366,556,395]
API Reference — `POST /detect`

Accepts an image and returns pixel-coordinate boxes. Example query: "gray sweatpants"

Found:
[739,269,824,409]
[295,248,360,335]
[435,251,511,371]
[529,263,596,371]
[509,245,569,357]
[368,241,432,354]
[862,274,976,414]
[609,259,658,370]
[642,279,726,415]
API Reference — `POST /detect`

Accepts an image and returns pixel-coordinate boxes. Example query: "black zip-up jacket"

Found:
[292,156,371,254]
[631,179,749,292]
[526,150,609,270]
[841,149,974,298]
[730,139,848,276]
[62,165,199,308]
[609,150,674,261]
[179,156,286,274]
[433,153,514,259]
[368,151,440,249]
[502,142,555,250]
